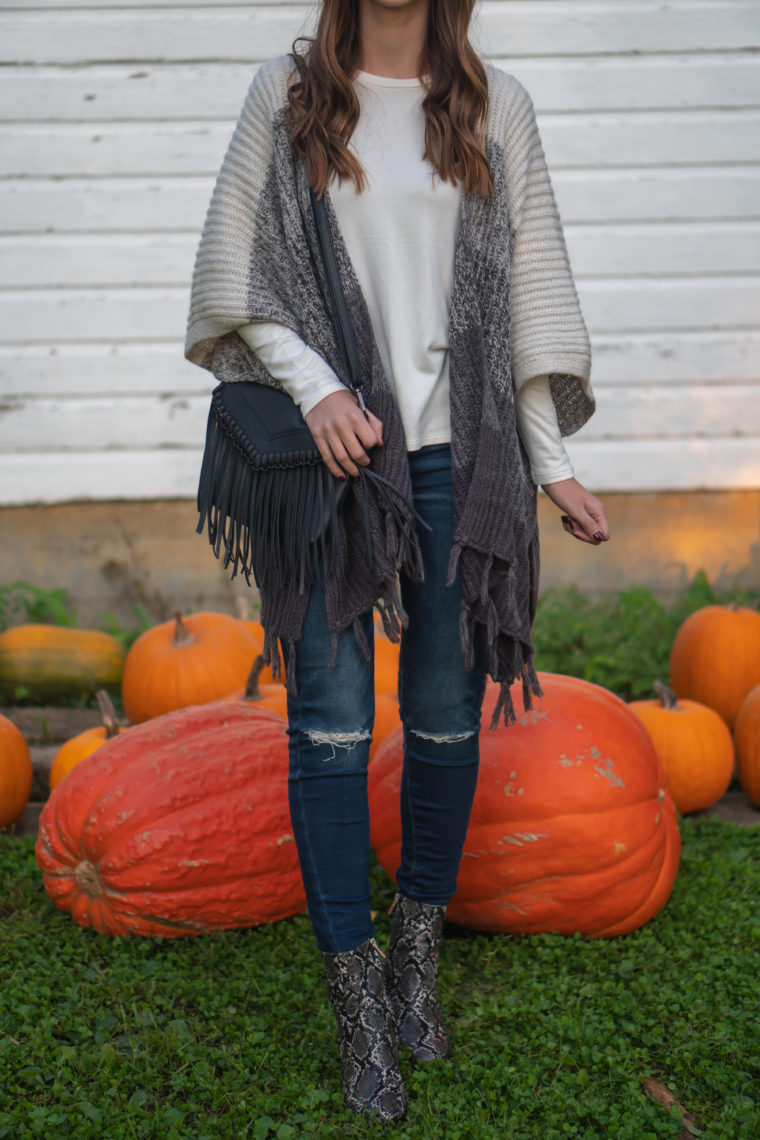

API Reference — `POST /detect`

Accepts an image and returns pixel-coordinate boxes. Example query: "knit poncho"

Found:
[185,54,595,726]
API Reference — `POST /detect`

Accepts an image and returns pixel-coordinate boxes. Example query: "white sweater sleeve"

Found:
[240,323,573,484]
[237,320,346,416]
[515,374,575,486]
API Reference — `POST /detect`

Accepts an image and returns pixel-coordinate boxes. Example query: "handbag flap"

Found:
[211,380,322,469]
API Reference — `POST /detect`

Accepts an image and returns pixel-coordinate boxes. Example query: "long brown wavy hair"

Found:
[284,0,493,198]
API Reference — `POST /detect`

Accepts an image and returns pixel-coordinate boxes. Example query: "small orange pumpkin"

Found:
[669,605,760,729]
[629,681,734,814]
[735,683,760,808]
[49,691,125,791]
[121,611,259,724]
[227,655,288,720]
[0,714,33,829]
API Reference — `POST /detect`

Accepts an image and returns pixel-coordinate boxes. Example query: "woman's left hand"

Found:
[540,477,610,545]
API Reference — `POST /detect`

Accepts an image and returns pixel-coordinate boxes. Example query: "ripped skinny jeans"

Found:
[283,443,487,954]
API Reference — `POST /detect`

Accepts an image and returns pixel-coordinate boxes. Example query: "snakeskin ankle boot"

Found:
[322,937,407,1123]
[385,892,450,1062]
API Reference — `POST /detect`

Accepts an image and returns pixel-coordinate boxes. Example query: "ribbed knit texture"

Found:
[185,55,595,725]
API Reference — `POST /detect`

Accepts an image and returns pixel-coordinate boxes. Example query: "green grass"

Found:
[2,819,759,1139]
[532,571,760,702]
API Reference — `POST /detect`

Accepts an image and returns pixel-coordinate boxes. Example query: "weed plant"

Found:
[1,819,759,1139]
[532,570,760,702]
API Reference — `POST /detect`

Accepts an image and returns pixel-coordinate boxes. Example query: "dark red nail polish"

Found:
[593,531,604,542]
[339,473,346,482]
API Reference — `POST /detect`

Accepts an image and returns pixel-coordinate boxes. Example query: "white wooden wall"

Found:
[1,0,759,503]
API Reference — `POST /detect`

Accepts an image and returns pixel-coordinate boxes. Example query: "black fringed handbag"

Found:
[195,187,409,594]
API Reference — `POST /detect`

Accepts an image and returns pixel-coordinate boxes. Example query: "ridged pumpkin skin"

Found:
[669,605,760,729]
[35,702,306,936]
[735,684,760,808]
[369,673,681,937]
[0,625,124,700]
[0,714,33,828]
[629,684,734,814]
[121,611,259,724]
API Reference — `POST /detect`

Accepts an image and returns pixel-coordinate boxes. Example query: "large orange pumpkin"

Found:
[0,714,33,829]
[369,673,681,937]
[121,611,259,723]
[370,692,402,762]
[735,683,760,808]
[669,605,760,729]
[0,624,124,701]
[374,634,400,696]
[49,691,125,791]
[629,681,734,814]
[35,702,305,936]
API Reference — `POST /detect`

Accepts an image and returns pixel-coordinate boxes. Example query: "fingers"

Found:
[366,411,384,444]
[304,391,384,479]
[313,436,347,481]
[561,502,610,545]
[325,422,370,479]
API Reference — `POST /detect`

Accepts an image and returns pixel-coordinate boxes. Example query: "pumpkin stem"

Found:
[243,655,266,701]
[654,679,680,710]
[172,610,194,647]
[74,859,103,898]
[95,689,121,738]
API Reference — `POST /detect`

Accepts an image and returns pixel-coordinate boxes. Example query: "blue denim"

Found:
[284,443,486,953]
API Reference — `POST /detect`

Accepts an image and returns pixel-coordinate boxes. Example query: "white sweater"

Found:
[238,68,574,485]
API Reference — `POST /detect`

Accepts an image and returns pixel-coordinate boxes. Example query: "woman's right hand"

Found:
[304,389,384,480]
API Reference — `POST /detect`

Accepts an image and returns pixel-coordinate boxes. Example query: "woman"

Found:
[186,0,608,1123]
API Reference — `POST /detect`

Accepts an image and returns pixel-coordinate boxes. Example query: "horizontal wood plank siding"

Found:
[3,383,759,453]
[4,3,758,64]
[4,169,759,235]
[3,439,759,505]
[4,110,760,177]
[1,0,759,503]
[4,55,758,123]
[3,278,758,343]
[4,222,759,287]
[4,331,758,397]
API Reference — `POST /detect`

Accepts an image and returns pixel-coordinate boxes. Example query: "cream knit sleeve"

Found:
[185,56,297,368]
[492,70,595,434]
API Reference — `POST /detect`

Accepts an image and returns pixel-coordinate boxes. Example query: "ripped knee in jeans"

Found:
[301,728,371,765]
[407,728,478,744]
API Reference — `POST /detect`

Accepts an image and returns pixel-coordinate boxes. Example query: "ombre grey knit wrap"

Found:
[185,56,595,726]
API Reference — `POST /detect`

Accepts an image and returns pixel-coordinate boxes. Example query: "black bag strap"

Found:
[309,186,367,411]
